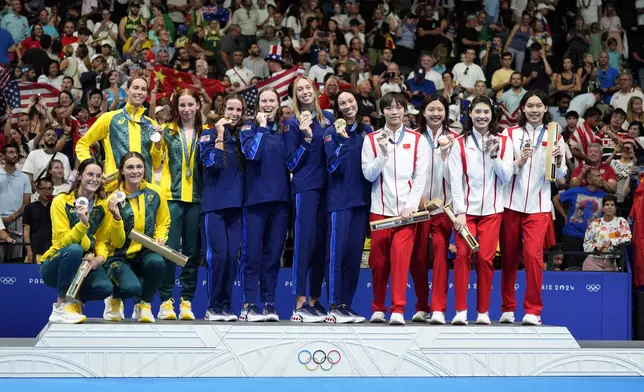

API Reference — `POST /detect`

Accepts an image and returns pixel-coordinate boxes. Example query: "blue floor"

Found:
[1,378,643,392]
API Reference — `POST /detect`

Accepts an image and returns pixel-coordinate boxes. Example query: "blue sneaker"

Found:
[240,304,264,322]
[205,306,225,321]
[221,304,238,322]
[343,305,366,323]
[263,302,279,322]
[326,305,354,324]
[291,303,326,323]
[312,301,327,317]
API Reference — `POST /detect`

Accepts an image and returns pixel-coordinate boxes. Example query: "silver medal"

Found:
[186,167,192,178]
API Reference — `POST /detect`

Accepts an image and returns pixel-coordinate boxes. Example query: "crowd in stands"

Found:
[0,0,643,273]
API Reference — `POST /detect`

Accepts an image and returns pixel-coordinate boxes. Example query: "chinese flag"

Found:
[150,66,224,101]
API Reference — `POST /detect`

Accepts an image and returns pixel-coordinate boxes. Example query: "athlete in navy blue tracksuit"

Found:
[239,88,290,322]
[199,96,245,322]
[323,91,372,324]
[283,76,335,322]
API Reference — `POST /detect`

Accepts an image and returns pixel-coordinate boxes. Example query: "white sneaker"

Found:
[451,310,468,325]
[499,312,515,324]
[429,311,446,325]
[370,311,386,323]
[103,296,124,321]
[412,311,428,322]
[522,313,541,326]
[49,303,86,324]
[157,299,177,320]
[476,312,491,325]
[205,308,226,321]
[389,312,405,325]
[134,302,155,323]
[179,297,196,321]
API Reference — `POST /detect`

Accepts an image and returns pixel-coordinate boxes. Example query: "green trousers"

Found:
[105,252,165,303]
[40,244,112,302]
[158,201,201,302]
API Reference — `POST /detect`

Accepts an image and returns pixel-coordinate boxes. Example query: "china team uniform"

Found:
[448,131,513,319]
[361,126,430,319]
[410,127,459,318]
[501,124,567,322]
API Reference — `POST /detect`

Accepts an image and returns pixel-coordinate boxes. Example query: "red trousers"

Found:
[410,213,452,313]
[454,213,502,313]
[369,213,416,314]
[500,209,549,316]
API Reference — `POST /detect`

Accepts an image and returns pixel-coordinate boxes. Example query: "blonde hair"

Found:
[292,75,325,124]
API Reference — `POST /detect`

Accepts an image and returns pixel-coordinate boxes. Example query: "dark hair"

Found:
[1,143,18,154]
[463,96,499,138]
[36,176,54,188]
[584,107,602,119]
[501,51,512,59]
[416,94,450,134]
[69,158,106,200]
[59,90,73,105]
[602,194,617,206]
[171,88,204,136]
[518,90,553,126]
[118,151,147,185]
[629,121,643,136]
[89,89,103,100]
[126,76,148,88]
[256,87,284,132]
[380,92,409,112]
[612,108,627,118]
[219,93,246,172]
[333,90,363,127]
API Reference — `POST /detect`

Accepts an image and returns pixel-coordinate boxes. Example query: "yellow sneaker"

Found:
[49,303,86,324]
[179,297,195,320]
[157,298,177,320]
[136,302,155,323]
[103,296,123,321]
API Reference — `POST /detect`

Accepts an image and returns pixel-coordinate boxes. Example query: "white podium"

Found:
[1,320,644,377]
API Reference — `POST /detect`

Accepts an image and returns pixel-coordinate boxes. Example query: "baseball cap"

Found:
[20,64,34,75]
[91,54,105,62]
[414,67,425,79]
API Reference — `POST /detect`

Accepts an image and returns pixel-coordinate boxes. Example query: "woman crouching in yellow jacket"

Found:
[102,151,171,323]
[39,158,125,324]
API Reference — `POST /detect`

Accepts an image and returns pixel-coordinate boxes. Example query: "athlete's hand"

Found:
[454,213,467,231]
[517,145,533,167]
[400,208,414,220]
[107,196,122,221]
[377,132,389,156]
[77,204,90,226]
[256,112,267,128]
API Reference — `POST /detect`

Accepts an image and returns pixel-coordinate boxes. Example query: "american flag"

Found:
[0,67,61,114]
[238,67,305,116]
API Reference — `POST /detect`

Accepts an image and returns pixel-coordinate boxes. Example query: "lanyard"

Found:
[471,131,483,152]
[122,107,151,132]
[387,126,406,144]
[425,126,445,150]
[520,124,547,150]
[347,121,358,134]
[126,189,145,199]
[180,127,197,169]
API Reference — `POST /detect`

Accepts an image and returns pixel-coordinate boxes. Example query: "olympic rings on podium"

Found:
[298,349,341,371]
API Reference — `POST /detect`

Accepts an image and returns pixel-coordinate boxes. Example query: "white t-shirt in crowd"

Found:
[451,62,486,89]
[21,149,72,183]
[308,64,335,85]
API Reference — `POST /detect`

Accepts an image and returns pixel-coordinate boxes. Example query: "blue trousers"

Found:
[40,244,112,302]
[202,208,242,309]
[105,252,166,303]
[242,201,289,304]
[292,190,326,298]
[326,206,369,307]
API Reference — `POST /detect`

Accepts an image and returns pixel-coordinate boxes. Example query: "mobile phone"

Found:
[383,72,394,79]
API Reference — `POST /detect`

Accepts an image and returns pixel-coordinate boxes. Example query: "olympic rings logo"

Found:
[0,277,16,285]
[298,349,341,371]
[586,284,601,293]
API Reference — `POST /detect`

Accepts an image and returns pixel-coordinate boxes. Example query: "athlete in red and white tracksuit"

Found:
[409,125,459,323]
[501,122,567,325]
[448,128,513,325]
[362,121,430,325]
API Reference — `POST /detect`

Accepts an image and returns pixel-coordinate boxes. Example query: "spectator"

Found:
[504,11,532,72]
[553,167,608,269]
[0,0,29,43]
[225,49,254,90]
[565,16,590,68]
[597,51,620,104]
[549,93,571,129]
[491,51,515,99]
[408,53,444,91]
[498,71,526,128]
[232,0,259,53]
[597,108,626,161]
[608,141,636,210]
[554,57,581,97]
[407,67,437,109]
[459,14,485,56]
[452,48,486,93]
[610,73,644,113]
[568,89,602,119]
[22,177,54,264]
[0,144,31,262]
[219,24,241,71]
[570,143,618,193]
[243,43,269,80]
[582,195,631,271]
[522,42,552,94]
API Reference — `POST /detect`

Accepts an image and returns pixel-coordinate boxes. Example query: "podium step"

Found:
[1,319,643,377]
